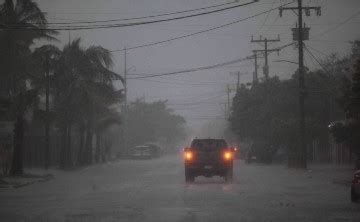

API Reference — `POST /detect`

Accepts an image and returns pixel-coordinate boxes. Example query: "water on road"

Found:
[1,155,359,222]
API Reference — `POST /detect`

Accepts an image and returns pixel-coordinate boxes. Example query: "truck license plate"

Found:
[204,165,213,169]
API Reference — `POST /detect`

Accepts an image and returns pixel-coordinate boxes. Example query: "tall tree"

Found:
[32,45,61,168]
[332,59,360,155]
[230,71,345,163]
[330,41,360,158]
[0,0,57,175]
[53,38,123,167]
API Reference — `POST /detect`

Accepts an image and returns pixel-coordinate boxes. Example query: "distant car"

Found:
[351,170,360,203]
[183,138,234,183]
[145,143,162,158]
[246,142,275,164]
[131,145,151,159]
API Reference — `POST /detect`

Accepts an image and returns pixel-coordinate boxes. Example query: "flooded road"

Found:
[1,154,359,222]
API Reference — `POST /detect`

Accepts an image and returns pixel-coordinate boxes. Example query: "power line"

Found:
[110,1,294,52]
[183,116,224,120]
[263,22,360,27]
[315,7,360,37]
[305,43,349,68]
[146,90,227,99]
[265,3,281,31]
[134,78,219,86]
[128,56,254,79]
[126,42,294,80]
[134,78,228,86]
[39,1,248,25]
[83,43,292,83]
[304,43,328,58]
[32,4,293,81]
[304,44,330,73]
[156,76,229,84]
[3,2,297,88]
[0,1,256,30]
[259,0,276,30]
[168,94,227,106]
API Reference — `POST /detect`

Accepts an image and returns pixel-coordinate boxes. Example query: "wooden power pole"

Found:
[227,84,231,118]
[253,51,258,84]
[279,0,321,168]
[123,47,128,155]
[230,71,247,92]
[251,35,280,80]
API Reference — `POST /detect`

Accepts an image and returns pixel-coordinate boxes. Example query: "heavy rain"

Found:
[0,0,360,221]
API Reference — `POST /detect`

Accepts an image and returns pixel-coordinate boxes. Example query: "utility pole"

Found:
[226,84,240,118]
[230,71,247,91]
[253,51,258,84]
[251,35,280,80]
[68,31,71,44]
[44,57,50,169]
[220,103,228,120]
[227,84,231,118]
[297,0,306,169]
[279,0,321,168]
[236,72,240,91]
[123,47,128,155]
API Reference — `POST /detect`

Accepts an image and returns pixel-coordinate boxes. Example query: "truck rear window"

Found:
[191,140,227,151]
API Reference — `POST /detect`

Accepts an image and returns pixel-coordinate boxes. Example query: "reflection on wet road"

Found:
[1,154,359,222]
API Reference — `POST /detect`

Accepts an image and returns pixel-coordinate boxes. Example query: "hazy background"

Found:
[30,0,360,133]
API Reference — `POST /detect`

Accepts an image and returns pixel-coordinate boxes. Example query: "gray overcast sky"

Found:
[31,0,360,132]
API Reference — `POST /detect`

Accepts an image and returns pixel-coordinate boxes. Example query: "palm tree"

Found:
[32,45,61,169]
[94,107,122,163]
[53,38,124,168]
[0,0,57,175]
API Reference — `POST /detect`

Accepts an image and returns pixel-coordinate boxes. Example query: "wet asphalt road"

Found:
[1,154,360,222]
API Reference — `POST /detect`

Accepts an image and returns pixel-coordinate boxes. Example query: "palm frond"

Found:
[17,0,46,25]
[95,112,122,132]
[0,0,16,24]
[94,66,124,84]
[86,46,113,68]
[33,44,61,59]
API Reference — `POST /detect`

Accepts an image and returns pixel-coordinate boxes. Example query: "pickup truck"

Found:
[183,138,234,183]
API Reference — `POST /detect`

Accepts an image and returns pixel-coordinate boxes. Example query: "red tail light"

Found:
[223,151,233,161]
[184,150,193,161]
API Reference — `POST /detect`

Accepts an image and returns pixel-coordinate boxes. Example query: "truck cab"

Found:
[183,138,234,183]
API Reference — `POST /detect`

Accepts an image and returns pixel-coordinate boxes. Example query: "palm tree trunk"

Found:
[44,58,50,169]
[95,133,101,163]
[59,123,67,168]
[44,117,50,168]
[77,125,85,166]
[84,129,93,165]
[9,45,25,175]
[66,123,72,167]
[10,108,25,176]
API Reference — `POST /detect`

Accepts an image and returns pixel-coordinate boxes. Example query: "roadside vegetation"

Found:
[229,41,360,164]
[0,0,186,175]
[125,99,186,154]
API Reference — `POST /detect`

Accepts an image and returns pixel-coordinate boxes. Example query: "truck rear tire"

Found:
[225,168,233,183]
[185,168,194,183]
[351,187,358,203]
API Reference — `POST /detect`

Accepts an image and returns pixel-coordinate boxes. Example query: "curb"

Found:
[0,174,54,189]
